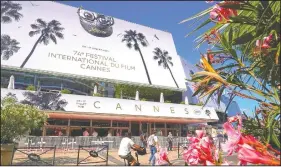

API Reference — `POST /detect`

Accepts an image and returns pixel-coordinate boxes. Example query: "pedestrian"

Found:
[92,129,98,137]
[167,132,173,151]
[147,130,159,166]
[107,129,112,137]
[83,128,89,136]
[140,131,147,148]
[116,130,121,137]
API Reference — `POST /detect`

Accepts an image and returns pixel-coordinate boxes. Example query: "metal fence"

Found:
[19,136,188,150]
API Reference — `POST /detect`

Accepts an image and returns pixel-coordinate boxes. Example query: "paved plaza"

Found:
[12,148,239,166]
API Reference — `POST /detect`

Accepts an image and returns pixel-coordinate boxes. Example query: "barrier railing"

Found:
[177,142,189,159]
[19,136,188,150]
[11,146,56,166]
[77,145,109,166]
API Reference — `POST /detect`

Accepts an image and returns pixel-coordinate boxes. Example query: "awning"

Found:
[46,111,218,124]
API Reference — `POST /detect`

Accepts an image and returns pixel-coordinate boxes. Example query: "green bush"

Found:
[26,85,35,91]
[93,93,102,97]
[165,100,172,103]
[1,96,47,144]
[180,101,185,104]
[61,89,71,94]
[140,98,147,101]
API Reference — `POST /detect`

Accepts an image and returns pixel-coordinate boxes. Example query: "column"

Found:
[129,121,131,133]
[164,122,167,136]
[139,121,142,133]
[66,119,70,136]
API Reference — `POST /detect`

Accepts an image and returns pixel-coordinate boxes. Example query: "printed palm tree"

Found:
[20,18,64,68]
[1,34,20,60]
[21,91,68,111]
[1,1,23,23]
[153,47,179,88]
[121,30,152,84]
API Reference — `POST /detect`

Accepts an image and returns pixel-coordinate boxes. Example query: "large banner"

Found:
[1,1,187,90]
[1,88,219,121]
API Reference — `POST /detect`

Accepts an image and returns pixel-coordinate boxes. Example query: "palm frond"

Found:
[31,24,41,30]
[153,55,159,60]
[1,15,11,23]
[55,32,64,39]
[41,35,50,45]
[2,50,13,60]
[158,60,163,66]
[6,9,22,21]
[36,18,47,27]
[50,34,57,44]
[126,42,132,49]
[134,43,139,51]
[29,30,40,37]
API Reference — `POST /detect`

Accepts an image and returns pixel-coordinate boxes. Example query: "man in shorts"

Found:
[118,132,143,166]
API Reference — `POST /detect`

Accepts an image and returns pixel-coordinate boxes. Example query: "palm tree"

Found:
[21,91,68,111]
[20,18,64,68]
[1,1,23,23]
[1,34,20,60]
[121,30,152,84]
[153,47,179,88]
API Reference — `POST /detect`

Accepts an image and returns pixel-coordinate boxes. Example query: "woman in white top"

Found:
[92,129,98,137]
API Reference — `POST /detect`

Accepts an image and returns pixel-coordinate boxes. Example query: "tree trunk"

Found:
[167,65,179,88]
[136,45,152,85]
[20,34,43,68]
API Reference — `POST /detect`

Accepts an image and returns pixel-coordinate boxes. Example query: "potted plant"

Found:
[1,96,47,165]
[60,88,71,94]
[26,85,36,91]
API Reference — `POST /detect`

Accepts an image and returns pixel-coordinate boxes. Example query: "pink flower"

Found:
[256,34,273,49]
[210,4,238,23]
[237,144,280,165]
[221,122,242,156]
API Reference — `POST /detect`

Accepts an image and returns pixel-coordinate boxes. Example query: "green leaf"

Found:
[185,19,212,37]
[233,32,254,45]
[179,7,213,24]
[228,27,233,45]
[216,86,225,106]
[271,132,280,149]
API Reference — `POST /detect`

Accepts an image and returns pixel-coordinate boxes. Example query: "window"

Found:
[155,123,164,128]
[70,119,90,126]
[47,118,68,125]
[112,121,129,127]
[92,120,110,127]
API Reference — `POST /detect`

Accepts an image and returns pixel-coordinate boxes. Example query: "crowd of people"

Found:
[118,128,228,166]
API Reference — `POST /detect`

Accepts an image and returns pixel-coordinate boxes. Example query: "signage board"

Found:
[1,88,219,121]
[1,1,187,90]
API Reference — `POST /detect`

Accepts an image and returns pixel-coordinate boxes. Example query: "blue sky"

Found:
[59,1,258,117]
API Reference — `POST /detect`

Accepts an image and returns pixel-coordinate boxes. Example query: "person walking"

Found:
[167,132,173,151]
[140,131,147,148]
[147,130,159,166]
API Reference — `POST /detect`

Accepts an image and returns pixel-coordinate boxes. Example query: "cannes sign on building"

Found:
[1,1,187,90]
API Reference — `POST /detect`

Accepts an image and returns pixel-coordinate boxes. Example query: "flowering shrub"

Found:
[180,0,280,165]
[183,115,280,165]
